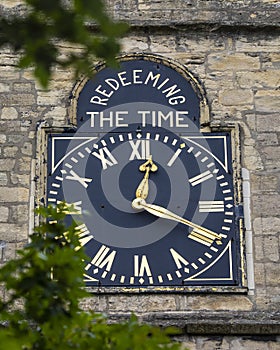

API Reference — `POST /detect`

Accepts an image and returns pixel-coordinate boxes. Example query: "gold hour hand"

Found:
[132,198,222,247]
[135,157,158,199]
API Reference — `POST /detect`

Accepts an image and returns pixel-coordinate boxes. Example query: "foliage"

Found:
[0,203,181,350]
[0,0,128,87]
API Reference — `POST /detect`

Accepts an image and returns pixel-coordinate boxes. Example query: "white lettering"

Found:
[88,111,99,127]
[100,111,114,128]
[144,72,161,87]
[129,140,151,160]
[105,78,119,91]
[95,84,113,98]
[158,111,173,127]
[133,69,143,84]
[92,147,118,170]
[115,111,128,127]
[169,95,186,105]
[176,111,189,127]
[138,110,150,127]
[134,255,152,277]
[162,84,181,98]
[65,170,92,188]
[118,71,131,86]
[90,95,108,106]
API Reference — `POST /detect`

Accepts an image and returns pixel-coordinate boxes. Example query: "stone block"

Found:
[186,295,253,311]
[253,217,280,236]
[265,263,280,286]
[256,114,280,132]
[0,94,36,106]
[255,90,280,112]
[10,173,30,186]
[254,263,265,285]
[0,223,28,242]
[263,236,279,262]
[0,107,18,120]
[256,133,278,146]
[21,142,33,156]
[0,173,8,186]
[253,194,280,217]
[254,236,264,261]
[108,294,176,313]
[0,159,15,171]
[0,83,10,93]
[236,70,280,88]
[243,145,264,171]
[0,187,29,203]
[250,174,279,193]
[0,135,6,144]
[17,157,31,172]
[236,37,280,53]
[3,146,18,157]
[79,295,108,312]
[208,53,260,71]
[11,204,29,223]
[219,89,254,106]
[121,35,149,52]
[12,82,33,92]
[149,35,177,53]
[0,206,9,222]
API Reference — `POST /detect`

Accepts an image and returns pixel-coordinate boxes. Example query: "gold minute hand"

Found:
[135,157,158,199]
[132,198,222,247]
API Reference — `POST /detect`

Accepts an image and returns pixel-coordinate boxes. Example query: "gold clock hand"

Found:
[135,157,158,199]
[132,198,222,246]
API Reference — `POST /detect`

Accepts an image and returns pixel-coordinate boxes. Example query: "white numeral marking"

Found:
[134,255,152,277]
[199,201,224,212]
[91,245,116,271]
[92,147,118,169]
[189,170,213,186]
[167,149,182,167]
[129,140,151,160]
[57,200,82,214]
[170,248,189,269]
[75,223,93,248]
[66,170,93,188]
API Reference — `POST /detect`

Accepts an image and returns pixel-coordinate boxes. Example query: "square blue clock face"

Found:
[47,130,240,287]
[46,57,241,288]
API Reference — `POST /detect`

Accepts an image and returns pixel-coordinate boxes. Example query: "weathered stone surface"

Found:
[237,70,280,88]
[0,159,15,171]
[219,89,254,106]
[255,90,280,112]
[0,206,9,222]
[256,114,280,132]
[0,223,28,242]
[208,53,260,71]
[0,187,29,203]
[253,217,280,236]
[186,295,253,311]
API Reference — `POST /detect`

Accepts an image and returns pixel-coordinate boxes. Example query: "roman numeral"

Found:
[134,255,152,277]
[90,245,116,271]
[170,248,189,269]
[188,228,221,247]
[199,201,225,212]
[92,147,118,169]
[58,200,83,214]
[129,140,151,160]
[65,170,93,188]
[189,170,213,186]
[75,223,93,249]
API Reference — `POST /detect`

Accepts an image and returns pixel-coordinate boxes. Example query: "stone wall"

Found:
[0,0,279,348]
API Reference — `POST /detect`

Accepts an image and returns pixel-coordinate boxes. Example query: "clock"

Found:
[47,125,240,287]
